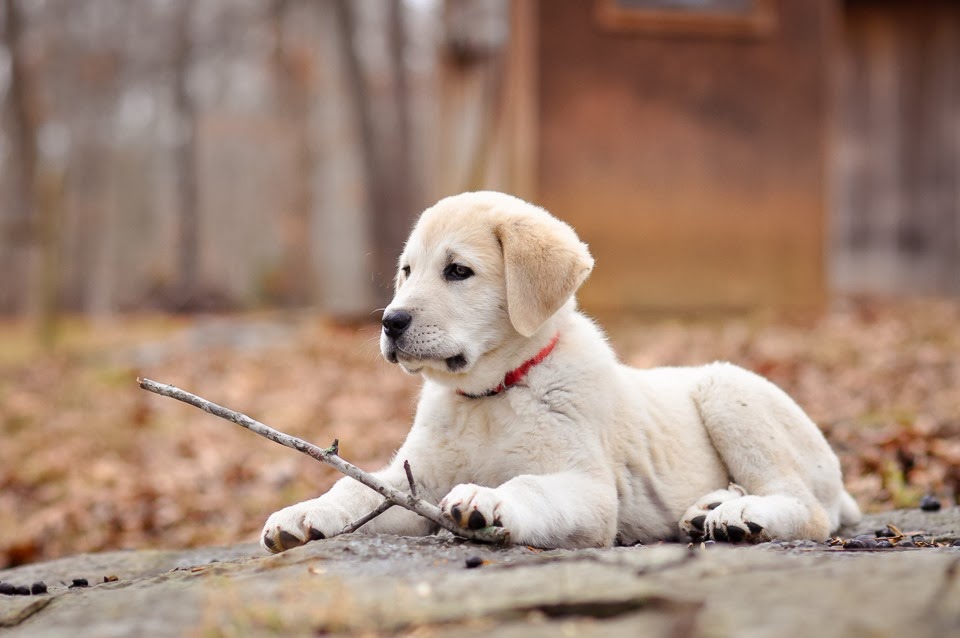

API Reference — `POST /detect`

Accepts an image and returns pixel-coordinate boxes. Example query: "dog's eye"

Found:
[444,263,474,281]
[401,265,411,277]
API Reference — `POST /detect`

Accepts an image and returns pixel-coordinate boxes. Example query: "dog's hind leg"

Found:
[684,363,859,543]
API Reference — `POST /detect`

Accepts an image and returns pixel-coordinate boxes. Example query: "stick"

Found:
[338,458,419,534]
[137,378,510,545]
[339,500,395,535]
[339,458,417,534]
[403,459,418,498]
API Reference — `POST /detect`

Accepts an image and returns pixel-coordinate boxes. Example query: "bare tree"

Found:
[270,0,315,306]
[332,0,417,303]
[0,0,38,314]
[171,0,200,310]
[385,0,415,252]
[1,0,61,345]
[435,0,510,196]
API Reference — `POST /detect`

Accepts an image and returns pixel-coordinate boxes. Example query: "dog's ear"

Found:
[496,213,594,337]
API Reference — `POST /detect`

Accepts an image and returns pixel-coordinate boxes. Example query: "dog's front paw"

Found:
[680,483,748,540]
[260,500,351,553]
[702,496,771,544]
[440,484,506,530]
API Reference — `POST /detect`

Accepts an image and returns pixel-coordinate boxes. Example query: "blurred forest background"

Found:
[1,0,959,567]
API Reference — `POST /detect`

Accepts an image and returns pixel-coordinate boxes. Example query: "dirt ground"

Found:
[1,298,959,568]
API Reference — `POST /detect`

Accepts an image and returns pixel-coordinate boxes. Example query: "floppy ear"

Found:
[496,213,594,337]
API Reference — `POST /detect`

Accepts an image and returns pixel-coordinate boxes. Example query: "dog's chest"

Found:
[455,391,584,479]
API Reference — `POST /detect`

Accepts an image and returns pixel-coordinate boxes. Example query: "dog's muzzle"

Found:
[380,309,467,372]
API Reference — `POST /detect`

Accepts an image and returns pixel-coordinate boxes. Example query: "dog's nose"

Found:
[382,310,412,340]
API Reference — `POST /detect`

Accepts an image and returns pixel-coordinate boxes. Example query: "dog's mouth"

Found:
[385,344,468,374]
[445,354,468,371]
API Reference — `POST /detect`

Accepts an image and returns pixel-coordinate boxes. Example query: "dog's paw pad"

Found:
[725,525,746,543]
[706,520,766,544]
[440,484,505,532]
[278,530,303,550]
[702,497,771,544]
[679,486,749,540]
[468,510,487,530]
[262,532,279,553]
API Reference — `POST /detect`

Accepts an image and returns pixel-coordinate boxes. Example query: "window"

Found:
[595,0,777,38]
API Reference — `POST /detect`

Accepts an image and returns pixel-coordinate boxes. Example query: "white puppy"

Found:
[261,191,861,552]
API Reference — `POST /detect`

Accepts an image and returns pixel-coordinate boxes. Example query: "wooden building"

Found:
[495,0,960,313]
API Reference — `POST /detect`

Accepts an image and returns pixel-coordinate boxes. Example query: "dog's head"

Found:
[380,191,593,391]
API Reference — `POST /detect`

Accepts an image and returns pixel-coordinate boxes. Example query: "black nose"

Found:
[382,310,412,340]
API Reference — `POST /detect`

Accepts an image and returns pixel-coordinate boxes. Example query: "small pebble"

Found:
[69,578,89,589]
[0,582,15,595]
[843,539,868,549]
[14,586,30,596]
[897,540,915,548]
[911,535,926,544]
[952,540,960,547]
[920,495,941,512]
[30,582,47,595]
[103,575,119,583]
[464,556,484,569]
[876,540,894,549]
[875,527,897,538]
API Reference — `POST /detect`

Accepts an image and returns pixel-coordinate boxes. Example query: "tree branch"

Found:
[137,378,510,545]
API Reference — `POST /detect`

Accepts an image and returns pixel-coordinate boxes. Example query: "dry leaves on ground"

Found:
[1,298,958,568]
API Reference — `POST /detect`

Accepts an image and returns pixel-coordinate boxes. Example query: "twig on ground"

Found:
[339,500,395,535]
[403,459,418,498]
[137,378,510,545]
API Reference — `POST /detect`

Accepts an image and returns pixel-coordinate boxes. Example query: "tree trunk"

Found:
[1,0,38,315]
[331,0,418,303]
[171,0,200,310]
[385,0,415,251]
[271,0,315,307]
[1,0,60,346]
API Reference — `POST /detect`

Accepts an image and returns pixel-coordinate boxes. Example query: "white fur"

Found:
[261,191,861,552]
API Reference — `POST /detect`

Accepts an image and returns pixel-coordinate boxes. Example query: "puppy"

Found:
[261,191,860,552]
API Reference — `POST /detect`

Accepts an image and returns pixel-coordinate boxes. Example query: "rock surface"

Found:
[1,509,959,637]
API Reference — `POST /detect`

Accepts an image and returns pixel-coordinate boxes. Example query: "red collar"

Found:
[457,333,560,399]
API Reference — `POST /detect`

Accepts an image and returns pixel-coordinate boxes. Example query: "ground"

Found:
[0,508,958,636]
[1,298,959,569]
